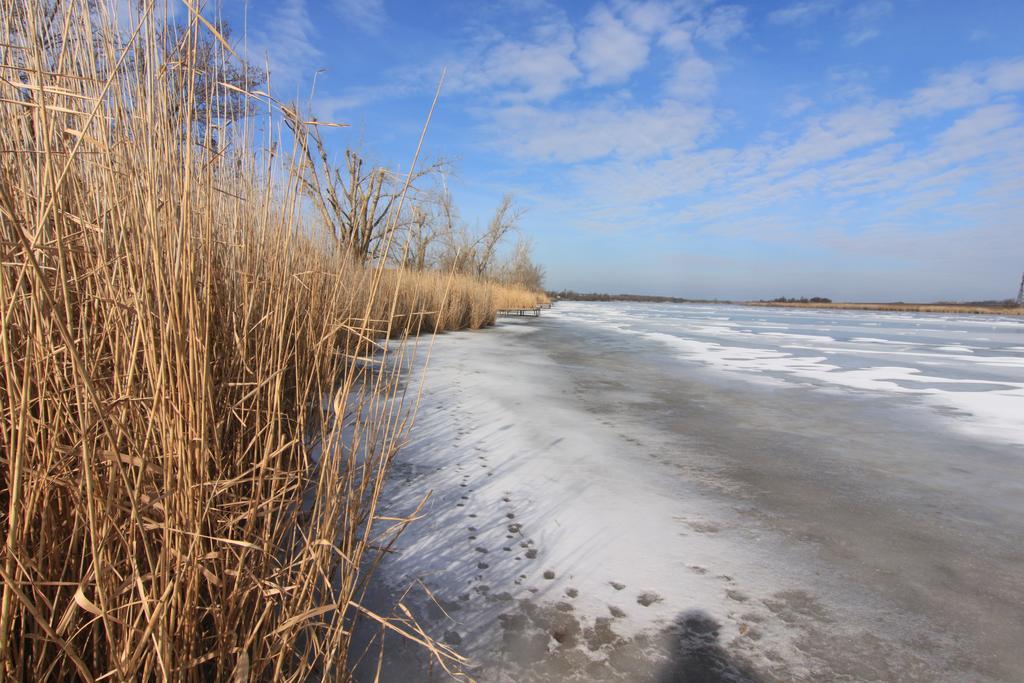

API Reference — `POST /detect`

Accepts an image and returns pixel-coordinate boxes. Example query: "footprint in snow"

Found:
[637,592,662,607]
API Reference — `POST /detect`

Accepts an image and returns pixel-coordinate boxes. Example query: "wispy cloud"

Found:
[474,28,580,101]
[323,0,734,110]
[845,0,892,46]
[312,83,419,121]
[667,56,717,100]
[844,27,879,46]
[485,100,714,163]
[577,6,651,85]
[825,66,873,102]
[528,56,1024,282]
[618,1,675,33]
[769,0,893,47]
[696,5,747,49]
[247,0,322,88]
[320,13,580,109]
[454,2,733,166]
[331,0,387,33]
[849,0,893,24]
[783,94,814,117]
[332,0,387,34]
[768,0,839,26]
[905,58,1024,116]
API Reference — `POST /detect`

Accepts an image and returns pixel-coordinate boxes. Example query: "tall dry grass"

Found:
[0,1,538,679]
[379,268,547,334]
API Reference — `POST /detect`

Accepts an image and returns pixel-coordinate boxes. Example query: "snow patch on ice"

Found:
[554,302,1024,446]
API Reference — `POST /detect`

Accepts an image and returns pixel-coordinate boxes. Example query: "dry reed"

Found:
[0,1,539,679]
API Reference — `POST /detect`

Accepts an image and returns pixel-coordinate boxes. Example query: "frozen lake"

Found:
[556,301,1024,446]
[359,302,1024,682]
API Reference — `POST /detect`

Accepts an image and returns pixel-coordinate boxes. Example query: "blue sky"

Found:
[229,0,1024,301]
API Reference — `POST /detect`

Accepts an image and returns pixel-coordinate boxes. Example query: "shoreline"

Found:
[550,296,1024,317]
[357,319,788,681]
[358,304,1024,682]
[744,300,1024,316]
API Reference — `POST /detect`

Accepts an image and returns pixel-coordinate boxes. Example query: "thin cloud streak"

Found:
[333,0,387,34]
[767,0,839,26]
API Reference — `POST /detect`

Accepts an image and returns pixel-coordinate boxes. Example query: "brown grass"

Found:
[0,1,538,679]
[747,301,1024,316]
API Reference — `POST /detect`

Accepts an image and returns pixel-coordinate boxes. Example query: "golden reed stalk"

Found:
[0,1,542,679]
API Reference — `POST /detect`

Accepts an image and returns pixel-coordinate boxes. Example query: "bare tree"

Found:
[402,204,436,271]
[501,236,545,291]
[285,114,396,260]
[286,113,448,262]
[473,194,523,277]
[436,192,525,277]
[338,150,397,259]
[433,187,466,272]
[164,21,266,134]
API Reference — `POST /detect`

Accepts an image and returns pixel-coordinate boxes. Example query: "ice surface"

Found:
[551,302,1024,446]
[358,304,1024,682]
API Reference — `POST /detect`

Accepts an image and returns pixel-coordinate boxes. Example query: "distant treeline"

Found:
[764,296,833,303]
[936,299,1019,308]
[548,290,719,304]
[765,298,1019,307]
[550,291,1021,310]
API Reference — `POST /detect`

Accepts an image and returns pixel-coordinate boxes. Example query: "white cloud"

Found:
[487,100,714,163]
[905,68,989,116]
[905,59,1024,116]
[247,0,323,88]
[333,0,387,34]
[935,103,1019,148]
[695,4,746,49]
[577,5,652,85]
[619,1,675,34]
[667,56,716,100]
[326,0,740,107]
[380,20,580,105]
[849,0,893,24]
[845,0,891,46]
[825,66,873,102]
[844,28,879,46]
[768,0,839,26]
[481,32,580,101]
[443,3,737,171]
[495,51,1024,299]
[312,82,418,119]
[545,57,1024,246]
[658,23,694,52]
[783,94,814,117]
[988,58,1024,91]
